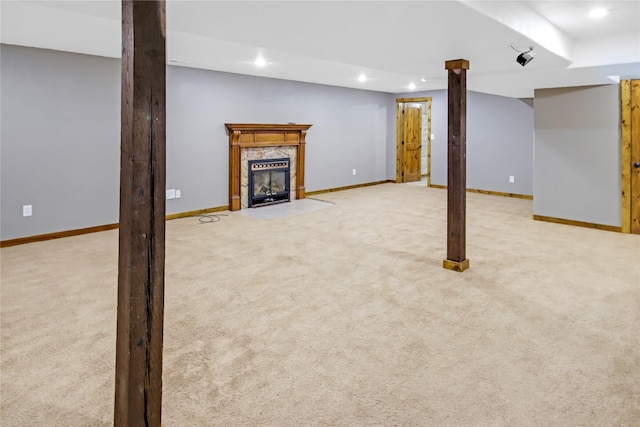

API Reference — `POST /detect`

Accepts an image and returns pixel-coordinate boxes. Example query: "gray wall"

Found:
[3,44,618,241]
[533,85,621,226]
[1,44,391,240]
[394,90,534,195]
[166,66,391,214]
[0,45,121,240]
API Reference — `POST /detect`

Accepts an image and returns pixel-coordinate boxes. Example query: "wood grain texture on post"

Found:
[443,59,470,272]
[115,1,166,426]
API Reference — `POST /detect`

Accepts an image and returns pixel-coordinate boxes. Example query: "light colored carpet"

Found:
[1,183,639,426]
[237,198,334,220]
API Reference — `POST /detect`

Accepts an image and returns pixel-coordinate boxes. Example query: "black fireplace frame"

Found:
[248,158,291,208]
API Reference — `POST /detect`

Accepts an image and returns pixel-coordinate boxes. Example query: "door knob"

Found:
[634,162,640,168]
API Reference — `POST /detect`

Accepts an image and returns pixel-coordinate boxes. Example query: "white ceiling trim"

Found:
[459,0,573,63]
[168,29,440,93]
[569,33,640,69]
[0,1,120,58]
[1,1,638,98]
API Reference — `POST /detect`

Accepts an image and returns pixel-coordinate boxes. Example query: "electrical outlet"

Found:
[166,189,176,199]
[431,133,435,140]
[23,205,33,217]
[352,169,356,176]
[509,176,515,183]
[175,189,181,199]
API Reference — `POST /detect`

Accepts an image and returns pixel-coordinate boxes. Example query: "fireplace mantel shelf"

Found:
[225,123,312,133]
[226,123,313,211]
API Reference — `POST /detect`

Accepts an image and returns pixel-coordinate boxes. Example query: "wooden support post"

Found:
[443,59,470,273]
[115,1,166,426]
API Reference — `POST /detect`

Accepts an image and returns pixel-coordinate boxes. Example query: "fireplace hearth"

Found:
[248,158,291,208]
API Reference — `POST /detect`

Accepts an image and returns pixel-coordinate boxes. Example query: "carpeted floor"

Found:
[1,183,639,426]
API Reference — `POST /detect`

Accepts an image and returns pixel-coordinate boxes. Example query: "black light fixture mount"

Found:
[511,45,535,66]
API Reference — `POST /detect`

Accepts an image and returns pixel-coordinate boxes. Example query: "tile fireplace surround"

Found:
[225,123,312,211]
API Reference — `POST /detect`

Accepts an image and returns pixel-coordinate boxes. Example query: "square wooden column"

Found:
[115,1,166,426]
[443,59,470,272]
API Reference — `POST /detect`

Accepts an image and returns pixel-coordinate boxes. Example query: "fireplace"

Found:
[248,158,291,207]
[225,123,312,211]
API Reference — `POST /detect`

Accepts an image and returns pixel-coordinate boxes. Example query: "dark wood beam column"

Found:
[115,1,166,426]
[443,59,470,272]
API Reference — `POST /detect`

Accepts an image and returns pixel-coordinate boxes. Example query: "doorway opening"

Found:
[396,97,432,184]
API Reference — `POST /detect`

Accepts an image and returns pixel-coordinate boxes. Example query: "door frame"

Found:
[396,97,432,184]
[621,79,640,234]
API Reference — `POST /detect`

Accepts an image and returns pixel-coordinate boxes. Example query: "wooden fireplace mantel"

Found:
[225,123,312,211]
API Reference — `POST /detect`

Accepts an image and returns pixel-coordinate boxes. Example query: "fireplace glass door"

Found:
[248,158,290,207]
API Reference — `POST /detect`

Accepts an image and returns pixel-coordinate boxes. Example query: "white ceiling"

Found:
[1,0,639,98]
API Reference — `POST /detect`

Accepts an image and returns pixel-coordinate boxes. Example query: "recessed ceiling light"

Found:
[408,82,416,90]
[254,57,266,67]
[358,74,367,82]
[589,7,608,19]
[421,78,426,82]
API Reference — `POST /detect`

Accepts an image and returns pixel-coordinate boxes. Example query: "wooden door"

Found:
[403,105,422,182]
[622,79,640,234]
[630,81,640,233]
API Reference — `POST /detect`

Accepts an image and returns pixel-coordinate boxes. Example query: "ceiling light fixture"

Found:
[589,7,608,18]
[421,78,426,82]
[254,57,266,67]
[511,45,535,67]
[358,74,367,82]
[408,82,416,90]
